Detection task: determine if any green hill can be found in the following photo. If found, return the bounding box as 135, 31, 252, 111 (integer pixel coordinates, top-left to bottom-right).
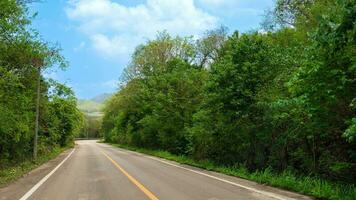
77, 100, 103, 113
77, 93, 112, 116
91, 93, 112, 103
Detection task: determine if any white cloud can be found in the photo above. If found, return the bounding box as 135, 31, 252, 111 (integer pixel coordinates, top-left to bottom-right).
66, 0, 218, 59
198, 0, 264, 17
73, 41, 86, 52
199, 0, 235, 6
89, 34, 137, 58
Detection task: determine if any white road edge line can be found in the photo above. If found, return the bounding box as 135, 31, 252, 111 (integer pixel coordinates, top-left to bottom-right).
135, 152, 295, 200
19, 149, 75, 200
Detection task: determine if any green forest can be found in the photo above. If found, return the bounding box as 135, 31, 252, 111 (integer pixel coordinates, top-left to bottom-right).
102, 0, 356, 199
0, 0, 83, 176
0, 0, 355, 199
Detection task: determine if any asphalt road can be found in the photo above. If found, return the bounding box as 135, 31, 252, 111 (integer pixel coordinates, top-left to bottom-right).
0, 140, 312, 200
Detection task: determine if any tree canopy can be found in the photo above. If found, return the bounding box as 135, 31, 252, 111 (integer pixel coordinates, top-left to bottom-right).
0, 0, 83, 164
102, 0, 356, 184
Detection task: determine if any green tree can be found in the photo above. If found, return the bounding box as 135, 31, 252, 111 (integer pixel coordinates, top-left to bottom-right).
0, 0, 82, 164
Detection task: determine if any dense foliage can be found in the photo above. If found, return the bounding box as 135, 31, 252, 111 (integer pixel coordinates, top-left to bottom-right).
0, 0, 83, 164
102, 0, 355, 186
78, 115, 102, 139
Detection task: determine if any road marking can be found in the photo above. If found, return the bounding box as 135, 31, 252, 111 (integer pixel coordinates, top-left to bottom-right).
118, 149, 296, 200
101, 151, 159, 200
19, 149, 75, 200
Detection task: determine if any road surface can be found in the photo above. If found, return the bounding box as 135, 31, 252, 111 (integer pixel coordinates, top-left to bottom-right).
0, 140, 311, 200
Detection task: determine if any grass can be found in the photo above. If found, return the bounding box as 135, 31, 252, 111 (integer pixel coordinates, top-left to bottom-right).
0, 147, 69, 188
109, 143, 356, 200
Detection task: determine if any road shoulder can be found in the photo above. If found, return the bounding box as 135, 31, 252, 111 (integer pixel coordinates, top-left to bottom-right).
104, 143, 313, 200
0, 148, 74, 200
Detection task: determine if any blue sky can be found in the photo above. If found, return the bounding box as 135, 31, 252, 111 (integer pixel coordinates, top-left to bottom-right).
30, 0, 274, 99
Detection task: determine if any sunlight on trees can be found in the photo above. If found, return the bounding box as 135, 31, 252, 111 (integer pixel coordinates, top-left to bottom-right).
102, 0, 356, 185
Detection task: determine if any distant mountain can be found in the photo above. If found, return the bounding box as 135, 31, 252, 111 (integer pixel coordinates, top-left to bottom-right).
77, 93, 112, 117
77, 99, 103, 114
91, 93, 112, 103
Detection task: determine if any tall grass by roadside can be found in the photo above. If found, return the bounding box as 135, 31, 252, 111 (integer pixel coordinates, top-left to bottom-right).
0, 147, 69, 187
109, 143, 356, 200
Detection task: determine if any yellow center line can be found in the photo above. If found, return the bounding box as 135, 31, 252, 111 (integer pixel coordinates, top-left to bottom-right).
101, 151, 160, 200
